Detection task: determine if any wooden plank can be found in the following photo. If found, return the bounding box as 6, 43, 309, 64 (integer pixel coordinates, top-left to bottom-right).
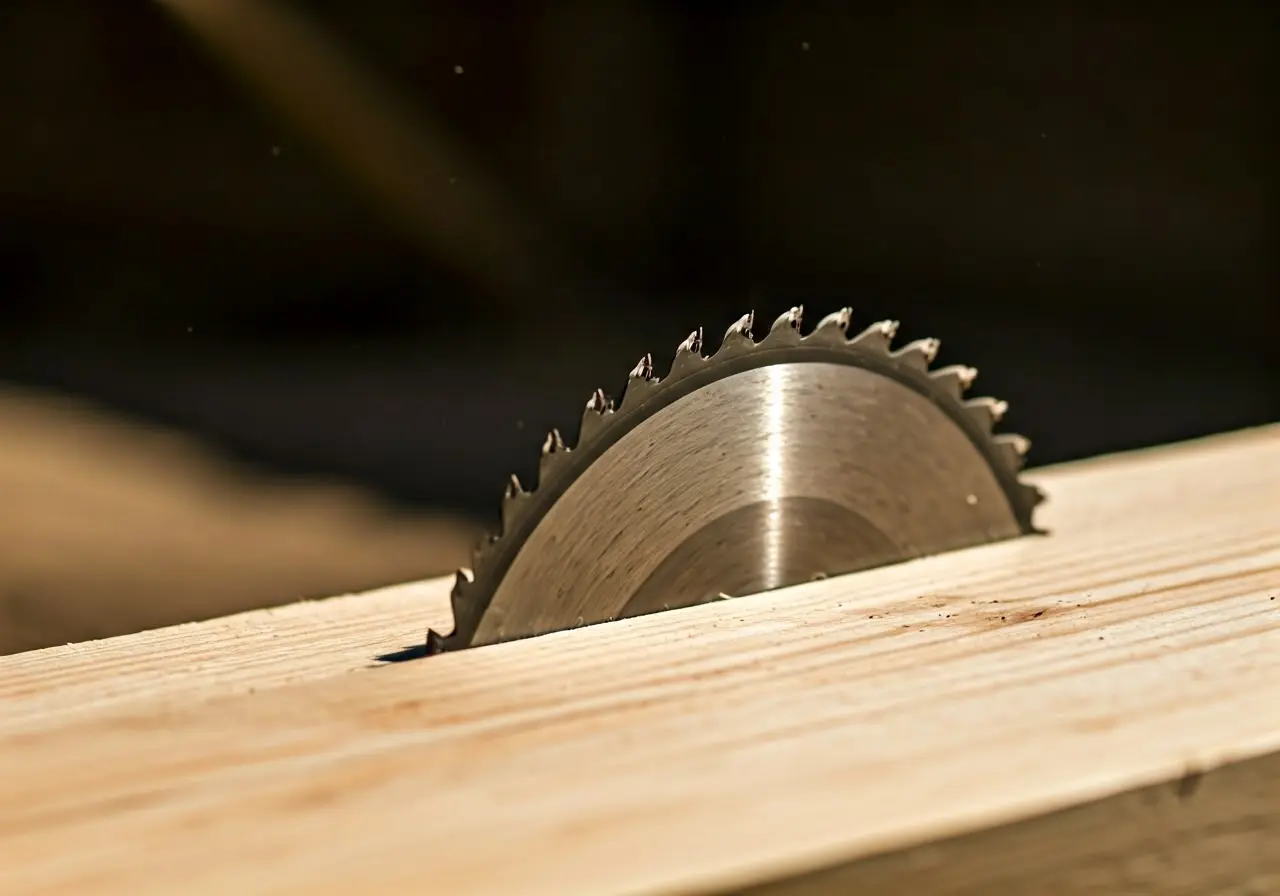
0, 578, 452, 730
1, 425, 1278, 894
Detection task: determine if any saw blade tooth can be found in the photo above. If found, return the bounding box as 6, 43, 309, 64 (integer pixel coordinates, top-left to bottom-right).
629, 352, 656, 381
471, 531, 498, 569
453, 566, 474, 607
1019, 481, 1048, 511
679, 327, 704, 355
929, 364, 979, 400
668, 327, 707, 380
805, 307, 852, 344
585, 387, 613, 414
500, 473, 532, 533
578, 387, 615, 446
538, 428, 568, 487
541, 427, 567, 456
849, 319, 900, 353
762, 305, 804, 346
425, 628, 446, 655
715, 311, 757, 357
504, 472, 524, 500
426, 566, 477, 654
962, 396, 1008, 433
439, 567, 476, 638
992, 433, 1031, 472
447, 567, 475, 610
619, 352, 660, 413
893, 337, 941, 371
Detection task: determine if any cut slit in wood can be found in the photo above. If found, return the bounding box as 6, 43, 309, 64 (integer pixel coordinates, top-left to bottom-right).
0, 424, 1277, 894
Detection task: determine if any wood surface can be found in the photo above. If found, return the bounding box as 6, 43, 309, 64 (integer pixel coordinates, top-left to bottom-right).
1, 424, 1278, 894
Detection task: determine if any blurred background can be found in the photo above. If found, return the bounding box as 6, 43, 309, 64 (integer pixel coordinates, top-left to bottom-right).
1, 1, 1275, 654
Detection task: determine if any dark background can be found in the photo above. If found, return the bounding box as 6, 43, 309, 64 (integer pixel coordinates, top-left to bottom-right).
2, 1, 1275, 525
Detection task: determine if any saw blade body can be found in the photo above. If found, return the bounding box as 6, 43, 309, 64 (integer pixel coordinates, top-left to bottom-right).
429, 308, 1042, 653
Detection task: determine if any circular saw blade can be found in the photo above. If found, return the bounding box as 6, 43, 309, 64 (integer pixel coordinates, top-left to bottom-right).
429, 307, 1043, 653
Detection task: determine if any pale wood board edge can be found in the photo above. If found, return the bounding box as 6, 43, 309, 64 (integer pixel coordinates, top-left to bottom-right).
722, 747, 1280, 895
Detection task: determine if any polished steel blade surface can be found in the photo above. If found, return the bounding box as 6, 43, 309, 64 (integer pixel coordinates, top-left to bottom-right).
428, 308, 1043, 653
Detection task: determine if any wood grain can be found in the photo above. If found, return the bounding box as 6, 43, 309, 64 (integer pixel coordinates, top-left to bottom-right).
1, 425, 1278, 894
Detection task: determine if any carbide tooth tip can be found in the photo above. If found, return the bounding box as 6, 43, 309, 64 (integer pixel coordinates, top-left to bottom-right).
990, 399, 1008, 421
849, 317, 901, 352
929, 364, 978, 396
542, 428, 566, 454
996, 433, 1031, 458
677, 327, 704, 355
454, 567, 475, 587
725, 311, 755, 340
586, 388, 612, 413
893, 336, 940, 370
630, 352, 655, 380
505, 473, 523, 497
